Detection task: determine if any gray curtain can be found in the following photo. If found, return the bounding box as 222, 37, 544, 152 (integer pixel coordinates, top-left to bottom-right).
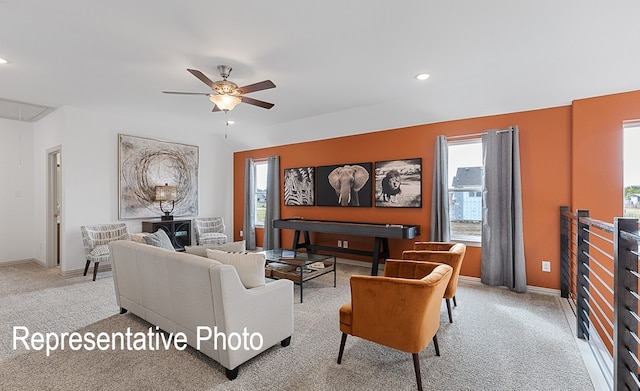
243, 158, 256, 250
481, 127, 527, 292
263, 155, 280, 250
430, 135, 450, 241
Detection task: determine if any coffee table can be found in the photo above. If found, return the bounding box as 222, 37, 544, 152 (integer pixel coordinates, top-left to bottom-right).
263, 249, 336, 303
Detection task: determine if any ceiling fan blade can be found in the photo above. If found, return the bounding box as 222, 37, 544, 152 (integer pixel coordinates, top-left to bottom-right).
162, 91, 211, 95
212, 105, 221, 112
241, 96, 275, 109
236, 80, 276, 95
187, 69, 216, 89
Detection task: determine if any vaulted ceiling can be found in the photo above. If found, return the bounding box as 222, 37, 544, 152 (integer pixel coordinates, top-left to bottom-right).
2, 1, 640, 150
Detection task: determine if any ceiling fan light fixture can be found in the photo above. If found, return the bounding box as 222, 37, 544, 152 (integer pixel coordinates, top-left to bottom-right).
209, 94, 241, 111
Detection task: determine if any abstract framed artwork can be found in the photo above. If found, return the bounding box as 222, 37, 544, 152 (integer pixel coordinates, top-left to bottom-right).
316, 162, 373, 207
118, 134, 199, 219
374, 158, 422, 208
283, 167, 315, 206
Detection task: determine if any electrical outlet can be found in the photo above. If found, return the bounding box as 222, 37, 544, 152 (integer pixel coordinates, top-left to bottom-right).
337, 240, 342, 248
343, 240, 348, 249
240, 230, 243, 237
542, 260, 551, 272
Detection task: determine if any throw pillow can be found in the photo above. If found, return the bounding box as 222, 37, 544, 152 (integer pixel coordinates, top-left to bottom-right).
206, 249, 265, 289
184, 240, 246, 257
143, 229, 175, 251
130, 233, 149, 243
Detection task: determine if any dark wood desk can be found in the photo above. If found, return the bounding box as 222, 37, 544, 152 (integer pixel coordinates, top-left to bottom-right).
272, 219, 420, 275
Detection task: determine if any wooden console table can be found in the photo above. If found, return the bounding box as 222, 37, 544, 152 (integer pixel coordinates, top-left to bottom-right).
272, 219, 420, 275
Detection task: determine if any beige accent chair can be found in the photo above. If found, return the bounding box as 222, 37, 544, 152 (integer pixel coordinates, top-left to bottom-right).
402, 242, 467, 323
338, 260, 452, 391
194, 217, 228, 245
80, 223, 130, 281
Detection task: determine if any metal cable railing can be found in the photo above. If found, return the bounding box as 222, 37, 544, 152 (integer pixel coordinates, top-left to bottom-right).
560, 206, 640, 390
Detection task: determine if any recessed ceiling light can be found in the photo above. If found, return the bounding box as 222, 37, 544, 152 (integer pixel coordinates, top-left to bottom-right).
415, 73, 430, 81
0, 58, 8, 64
226, 120, 235, 125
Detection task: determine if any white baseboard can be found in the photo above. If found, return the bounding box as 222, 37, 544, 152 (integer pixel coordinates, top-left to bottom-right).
0, 258, 38, 266
560, 299, 612, 391
458, 275, 560, 296
527, 285, 561, 296
336, 257, 384, 272
60, 268, 85, 277
335, 262, 562, 295
60, 263, 112, 277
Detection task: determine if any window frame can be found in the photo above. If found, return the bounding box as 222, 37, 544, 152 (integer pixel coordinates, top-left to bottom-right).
447, 139, 483, 244
253, 160, 268, 227
623, 122, 640, 218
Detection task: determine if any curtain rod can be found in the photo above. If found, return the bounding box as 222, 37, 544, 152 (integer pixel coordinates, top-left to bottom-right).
446, 128, 514, 141
446, 132, 484, 140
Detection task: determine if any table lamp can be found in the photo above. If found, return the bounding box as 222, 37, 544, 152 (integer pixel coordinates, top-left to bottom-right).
155, 183, 177, 221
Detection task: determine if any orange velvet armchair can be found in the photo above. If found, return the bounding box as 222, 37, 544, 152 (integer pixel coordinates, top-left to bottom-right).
337, 260, 452, 391
402, 242, 466, 323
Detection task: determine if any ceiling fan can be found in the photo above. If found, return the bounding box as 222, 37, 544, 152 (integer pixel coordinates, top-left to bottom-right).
163, 65, 276, 112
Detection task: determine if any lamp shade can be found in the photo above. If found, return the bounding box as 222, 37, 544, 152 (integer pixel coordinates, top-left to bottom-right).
210, 94, 241, 111
155, 183, 177, 201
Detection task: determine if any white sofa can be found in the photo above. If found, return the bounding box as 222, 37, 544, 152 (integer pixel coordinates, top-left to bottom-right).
109, 240, 294, 380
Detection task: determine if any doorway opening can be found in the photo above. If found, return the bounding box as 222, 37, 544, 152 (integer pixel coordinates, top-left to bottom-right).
47, 146, 62, 268
623, 122, 640, 218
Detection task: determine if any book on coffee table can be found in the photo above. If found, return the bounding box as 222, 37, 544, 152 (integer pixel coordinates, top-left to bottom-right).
281, 250, 295, 259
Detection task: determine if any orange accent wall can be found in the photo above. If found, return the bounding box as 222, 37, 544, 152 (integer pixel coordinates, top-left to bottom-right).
570, 90, 640, 354
234, 105, 572, 289
572, 90, 640, 221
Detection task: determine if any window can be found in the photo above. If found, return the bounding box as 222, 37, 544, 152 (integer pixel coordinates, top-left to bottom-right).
624, 122, 640, 218
448, 140, 482, 241
254, 161, 268, 226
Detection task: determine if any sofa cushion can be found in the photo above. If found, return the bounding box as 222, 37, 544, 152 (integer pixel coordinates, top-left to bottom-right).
143, 229, 175, 251
206, 249, 265, 289
185, 240, 246, 257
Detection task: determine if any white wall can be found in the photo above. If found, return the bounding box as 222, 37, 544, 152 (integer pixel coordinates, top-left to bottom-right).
33, 108, 65, 264
32, 106, 234, 273
0, 118, 35, 263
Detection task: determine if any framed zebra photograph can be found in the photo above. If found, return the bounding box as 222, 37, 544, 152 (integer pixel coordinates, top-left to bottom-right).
283, 167, 315, 206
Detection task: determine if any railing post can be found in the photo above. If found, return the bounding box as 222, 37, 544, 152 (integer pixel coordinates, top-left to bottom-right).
614, 217, 639, 391
576, 209, 590, 340
560, 206, 570, 298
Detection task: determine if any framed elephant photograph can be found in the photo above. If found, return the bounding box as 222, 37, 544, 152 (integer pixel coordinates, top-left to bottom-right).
374, 158, 422, 208
316, 162, 373, 207
283, 167, 315, 206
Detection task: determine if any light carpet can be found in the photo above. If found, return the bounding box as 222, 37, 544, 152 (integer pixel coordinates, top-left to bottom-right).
0, 262, 594, 390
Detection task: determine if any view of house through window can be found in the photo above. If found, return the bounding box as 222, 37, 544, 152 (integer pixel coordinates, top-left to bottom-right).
448, 140, 483, 241
255, 161, 268, 226
624, 123, 640, 218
